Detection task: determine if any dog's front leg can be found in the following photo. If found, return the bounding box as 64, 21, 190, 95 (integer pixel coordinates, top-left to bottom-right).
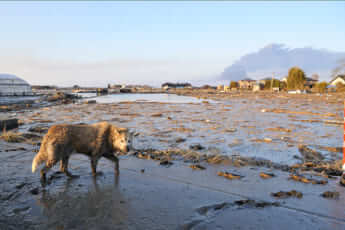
90, 156, 101, 177
60, 156, 79, 179
103, 154, 120, 175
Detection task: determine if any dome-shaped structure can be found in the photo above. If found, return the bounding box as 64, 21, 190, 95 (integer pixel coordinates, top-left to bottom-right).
0, 74, 33, 96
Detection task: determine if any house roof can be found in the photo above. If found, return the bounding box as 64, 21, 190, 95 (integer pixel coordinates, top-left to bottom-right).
239, 78, 255, 82
305, 77, 318, 82
330, 75, 345, 83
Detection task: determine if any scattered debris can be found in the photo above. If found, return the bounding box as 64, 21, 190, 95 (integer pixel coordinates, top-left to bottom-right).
159, 159, 173, 167
28, 125, 48, 134
224, 128, 237, 132
217, 171, 243, 180
84, 100, 96, 104
321, 191, 340, 199
260, 172, 275, 179
298, 145, 324, 162
234, 199, 280, 208
190, 144, 205, 150
175, 137, 186, 143
271, 190, 303, 199
189, 164, 206, 170
340, 174, 345, 187
151, 113, 163, 117
30, 187, 39, 195
266, 127, 291, 133
289, 174, 327, 185
0, 118, 19, 131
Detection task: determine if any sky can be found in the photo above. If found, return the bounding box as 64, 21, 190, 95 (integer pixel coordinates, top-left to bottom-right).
0, 1, 344, 87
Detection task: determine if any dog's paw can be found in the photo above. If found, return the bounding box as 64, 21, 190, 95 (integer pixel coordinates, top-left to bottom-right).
93, 171, 104, 177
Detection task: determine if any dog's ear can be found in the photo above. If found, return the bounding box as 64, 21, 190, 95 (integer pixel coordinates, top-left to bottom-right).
117, 128, 128, 134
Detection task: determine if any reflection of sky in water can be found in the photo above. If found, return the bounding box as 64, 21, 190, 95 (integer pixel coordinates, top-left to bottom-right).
0, 96, 40, 105
80, 93, 212, 104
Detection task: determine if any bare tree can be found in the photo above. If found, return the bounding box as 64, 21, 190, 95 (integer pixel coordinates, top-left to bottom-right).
331, 58, 345, 78
311, 73, 319, 81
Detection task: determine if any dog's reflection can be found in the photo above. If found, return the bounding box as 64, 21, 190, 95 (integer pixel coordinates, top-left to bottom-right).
36, 174, 129, 229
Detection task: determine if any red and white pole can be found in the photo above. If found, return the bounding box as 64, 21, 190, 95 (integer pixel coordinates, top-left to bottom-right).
343, 101, 345, 171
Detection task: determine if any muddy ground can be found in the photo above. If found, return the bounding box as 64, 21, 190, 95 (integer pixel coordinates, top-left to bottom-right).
1, 91, 345, 229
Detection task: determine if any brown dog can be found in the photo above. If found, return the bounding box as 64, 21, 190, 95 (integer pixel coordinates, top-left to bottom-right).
32, 122, 132, 185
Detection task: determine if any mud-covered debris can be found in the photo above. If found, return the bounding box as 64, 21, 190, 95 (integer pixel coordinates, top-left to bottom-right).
298, 145, 324, 162
190, 164, 206, 170
0, 131, 26, 143
271, 190, 303, 199
15, 182, 27, 190
340, 174, 345, 187
234, 199, 280, 208
175, 137, 186, 143
28, 126, 48, 134
84, 100, 96, 104
251, 138, 272, 143
159, 159, 173, 167
0, 118, 18, 131
266, 127, 291, 133
225, 128, 237, 132
151, 113, 163, 117
289, 174, 327, 185
13, 206, 30, 214
217, 171, 243, 180
260, 172, 275, 179
190, 144, 205, 150
321, 191, 340, 199
30, 187, 39, 195
196, 202, 229, 215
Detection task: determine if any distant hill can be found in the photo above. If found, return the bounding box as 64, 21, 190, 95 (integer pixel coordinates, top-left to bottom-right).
220, 44, 345, 81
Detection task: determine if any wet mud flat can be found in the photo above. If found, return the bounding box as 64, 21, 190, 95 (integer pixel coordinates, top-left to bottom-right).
1, 93, 345, 229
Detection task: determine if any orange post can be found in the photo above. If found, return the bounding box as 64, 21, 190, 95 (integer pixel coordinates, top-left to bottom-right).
343, 101, 345, 171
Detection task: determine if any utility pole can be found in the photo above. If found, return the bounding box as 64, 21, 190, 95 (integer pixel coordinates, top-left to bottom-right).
271, 72, 274, 91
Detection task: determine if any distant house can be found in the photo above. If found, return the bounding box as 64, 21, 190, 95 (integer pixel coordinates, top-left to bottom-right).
329, 75, 345, 86
304, 77, 318, 89
161, 82, 192, 89
252, 82, 264, 92
238, 78, 256, 89
281, 76, 317, 89
217, 85, 224, 91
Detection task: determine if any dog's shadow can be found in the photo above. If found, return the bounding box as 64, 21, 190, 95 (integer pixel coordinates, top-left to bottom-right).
35, 174, 129, 229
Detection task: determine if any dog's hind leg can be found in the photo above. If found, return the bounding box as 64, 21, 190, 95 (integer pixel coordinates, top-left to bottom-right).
60, 156, 79, 179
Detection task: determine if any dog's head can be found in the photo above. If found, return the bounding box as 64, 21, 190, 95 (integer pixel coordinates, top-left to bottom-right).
111, 127, 133, 153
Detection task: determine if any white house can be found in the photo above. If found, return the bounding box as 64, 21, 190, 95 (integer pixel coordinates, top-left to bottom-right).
329, 75, 345, 86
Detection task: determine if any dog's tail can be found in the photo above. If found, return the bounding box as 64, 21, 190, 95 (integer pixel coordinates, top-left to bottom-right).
32, 150, 46, 173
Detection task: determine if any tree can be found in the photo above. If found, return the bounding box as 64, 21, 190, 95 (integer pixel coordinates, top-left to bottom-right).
315, 81, 328, 93
331, 58, 345, 78
229, 81, 239, 89
287, 67, 306, 90
311, 73, 319, 81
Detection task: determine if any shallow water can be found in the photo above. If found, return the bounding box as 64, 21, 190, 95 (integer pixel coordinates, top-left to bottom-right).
14, 95, 343, 165
0, 96, 40, 105
79, 93, 212, 104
